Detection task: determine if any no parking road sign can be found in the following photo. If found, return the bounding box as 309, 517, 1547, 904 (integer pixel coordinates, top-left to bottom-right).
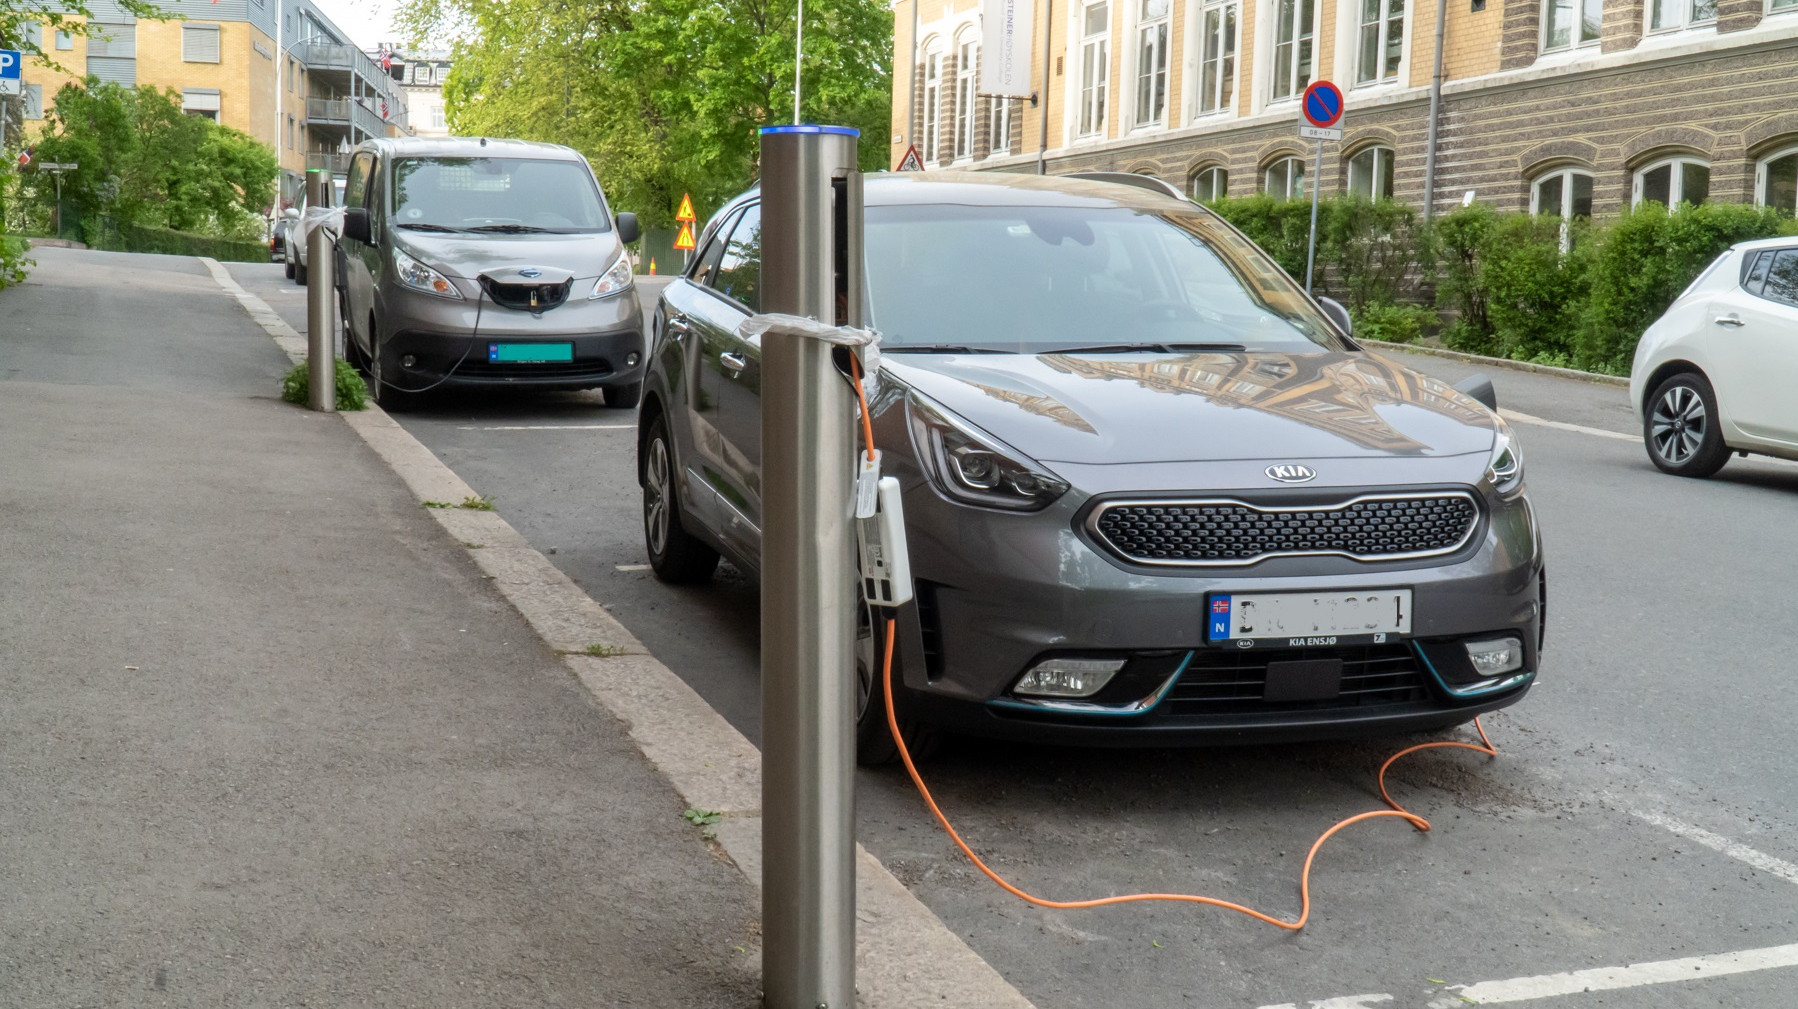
0, 49, 22, 96
1301, 80, 1344, 129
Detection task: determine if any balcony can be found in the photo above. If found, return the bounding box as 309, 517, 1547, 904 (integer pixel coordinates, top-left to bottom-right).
305, 152, 351, 174
290, 39, 358, 71
305, 97, 351, 123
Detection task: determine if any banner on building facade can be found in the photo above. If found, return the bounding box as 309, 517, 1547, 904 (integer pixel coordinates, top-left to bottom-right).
978, 0, 1035, 99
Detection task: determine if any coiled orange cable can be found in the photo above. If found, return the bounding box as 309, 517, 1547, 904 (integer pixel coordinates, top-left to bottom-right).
847, 350, 1500, 930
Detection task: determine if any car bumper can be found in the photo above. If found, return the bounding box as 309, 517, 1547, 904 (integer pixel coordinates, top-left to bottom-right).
380, 287, 645, 391
888, 473, 1544, 745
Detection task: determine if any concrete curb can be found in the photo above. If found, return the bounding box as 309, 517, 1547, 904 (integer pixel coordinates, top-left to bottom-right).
1362, 338, 1631, 387
200, 258, 1038, 1009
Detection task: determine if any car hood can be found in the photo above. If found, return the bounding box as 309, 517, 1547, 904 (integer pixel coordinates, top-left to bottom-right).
395, 230, 621, 281
885, 350, 1499, 465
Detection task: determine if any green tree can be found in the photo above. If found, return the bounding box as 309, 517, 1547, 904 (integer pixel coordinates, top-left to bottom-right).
396, 0, 892, 230
29, 79, 276, 239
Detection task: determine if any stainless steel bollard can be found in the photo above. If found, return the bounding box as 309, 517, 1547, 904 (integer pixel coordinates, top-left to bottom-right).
305, 170, 336, 413
757, 125, 862, 1009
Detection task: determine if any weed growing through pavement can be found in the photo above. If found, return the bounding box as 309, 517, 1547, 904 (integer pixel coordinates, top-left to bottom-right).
459, 495, 495, 510
422, 501, 452, 509
683, 807, 722, 840
280, 359, 369, 410
584, 643, 626, 657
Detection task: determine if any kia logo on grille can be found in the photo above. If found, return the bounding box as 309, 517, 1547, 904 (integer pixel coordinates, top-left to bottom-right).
1265, 464, 1317, 483
518, 268, 542, 278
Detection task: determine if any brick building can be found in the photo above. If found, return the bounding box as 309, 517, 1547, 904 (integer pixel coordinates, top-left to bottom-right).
890, 0, 1798, 217
9, 0, 408, 206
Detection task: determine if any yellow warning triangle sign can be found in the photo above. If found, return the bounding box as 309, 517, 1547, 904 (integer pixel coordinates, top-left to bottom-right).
673, 220, 696, 250
676, 193, 696, 222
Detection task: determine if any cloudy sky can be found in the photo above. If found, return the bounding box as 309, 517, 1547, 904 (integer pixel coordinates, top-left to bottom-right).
307, 0, 398, 50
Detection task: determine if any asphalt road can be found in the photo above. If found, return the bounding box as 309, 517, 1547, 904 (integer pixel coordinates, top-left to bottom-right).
233, 259, 1798, 1008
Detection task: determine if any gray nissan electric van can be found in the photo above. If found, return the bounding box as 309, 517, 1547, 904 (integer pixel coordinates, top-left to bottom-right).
336, 137, 644, 411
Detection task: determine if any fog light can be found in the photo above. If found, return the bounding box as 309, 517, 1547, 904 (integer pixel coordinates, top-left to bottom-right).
1014, 658, 1126, 698
1464, 637, 1523, 677
626, 351, 640, 367
401, 354, 417, 369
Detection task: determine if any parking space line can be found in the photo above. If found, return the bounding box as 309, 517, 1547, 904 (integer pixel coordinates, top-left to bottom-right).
1498, 408, 1637, 443
1455, 941, 1798, 1003
1628, 808, 1798, 887
455, 424, 636, 431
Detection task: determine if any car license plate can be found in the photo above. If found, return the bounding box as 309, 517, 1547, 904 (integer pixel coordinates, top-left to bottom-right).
488, 342, 574, 363
1206, 590, 1412, 649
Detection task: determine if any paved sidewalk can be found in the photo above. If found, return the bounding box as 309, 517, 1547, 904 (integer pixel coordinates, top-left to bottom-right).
0, 249, 762, 1007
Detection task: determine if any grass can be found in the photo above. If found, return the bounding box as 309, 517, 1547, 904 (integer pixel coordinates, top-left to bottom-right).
423, 495, 495, 511
279, 359, 369, 411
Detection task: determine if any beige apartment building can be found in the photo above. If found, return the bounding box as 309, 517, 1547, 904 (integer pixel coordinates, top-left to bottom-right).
12, 0, 407, 206
890, 0, 1798, 217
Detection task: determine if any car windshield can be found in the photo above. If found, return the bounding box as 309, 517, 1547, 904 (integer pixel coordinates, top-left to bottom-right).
862, 204, 1344, 353
389, 157, 610, 233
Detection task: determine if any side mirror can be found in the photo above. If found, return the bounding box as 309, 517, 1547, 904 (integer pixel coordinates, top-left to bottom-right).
283, 207, 300, 220
342, 206, 373, 245
1317, 295, 1353, 336
615, 211, 640, 245
1453, 373, 1499, 412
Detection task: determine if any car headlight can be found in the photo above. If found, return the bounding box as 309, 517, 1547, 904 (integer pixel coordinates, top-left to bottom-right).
906, 391, 1069, 511
1486, 419, 1523, 493
588, 251, 634, 300
394, 248, 462, 299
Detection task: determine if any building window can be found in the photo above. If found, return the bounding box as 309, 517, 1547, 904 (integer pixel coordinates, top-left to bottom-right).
923, 51, 944, 162
1542, 0, 1601, 50
1135, 0, 1170, 127
1532, 168, 1593, 218
182, 24, 222, 63
1191, 165, 1229, 201
1196, 0, 1238, 115
1774, 0, 1798, 12
1348, 145, 1395, 198
23, 83, 44, 119
1650, 0, 1718, 30
1265, 156, 1308, 200
55, 29, 74, 49
1357, 0, 1404, 85
1270, 0, 1317, 101
182, 89, 222, 119
954, 38, 978, 158
1078, 0, 1111, 136
1758, 147, 1798, 214
990, 97, 1013, 155
1635, 157, 1710, 207
431, 104, 447, 129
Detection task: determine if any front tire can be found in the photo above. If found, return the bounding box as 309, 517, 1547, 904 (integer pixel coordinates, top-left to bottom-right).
1645, 372, 1728, 478
856, 601, 937, 767
602, 380, 643, 409
283, 251, 295, 280
293, 258, 308, 286
369, 320, 422, 413
641, 413, 719, 584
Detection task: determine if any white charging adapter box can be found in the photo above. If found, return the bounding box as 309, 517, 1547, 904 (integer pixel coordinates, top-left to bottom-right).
856, 476, 913, 609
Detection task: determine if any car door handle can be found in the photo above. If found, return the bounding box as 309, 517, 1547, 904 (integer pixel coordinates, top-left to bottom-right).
720, 352, 748, 375
665, 316, 691, 337
1713, 314, 1745, 328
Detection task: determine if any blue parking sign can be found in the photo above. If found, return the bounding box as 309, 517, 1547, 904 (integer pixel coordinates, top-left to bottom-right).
0, 49, 21, 79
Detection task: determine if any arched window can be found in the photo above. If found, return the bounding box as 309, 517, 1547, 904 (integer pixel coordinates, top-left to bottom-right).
1756, 146, 1798, 215
1264, 156, 1307, 200
923, 49, 944, 163
1532, 168, 1593, 219
1347, 146, 1395, 199
1634, 157, 1709, 208
1191, 165, 1229, 201
954, 36, 979, 159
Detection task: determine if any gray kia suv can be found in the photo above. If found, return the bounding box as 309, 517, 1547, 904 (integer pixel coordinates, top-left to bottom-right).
337, 137, 644, 411
639, 171, 1544, 762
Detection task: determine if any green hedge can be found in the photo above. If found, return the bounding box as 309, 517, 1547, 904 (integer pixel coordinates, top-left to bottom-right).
0, 234, 32, 289
83, 217, 270, 263
1207, 195, 1798, 375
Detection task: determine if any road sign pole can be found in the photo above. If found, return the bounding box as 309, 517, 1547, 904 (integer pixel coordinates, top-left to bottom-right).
305, 170, 336, 413
1305, 137, 1323, 294
758, 124, 861, 1009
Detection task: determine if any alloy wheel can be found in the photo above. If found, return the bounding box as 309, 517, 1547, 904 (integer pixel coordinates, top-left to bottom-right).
1650, 384, 1706, 465
644, 436, 671, 556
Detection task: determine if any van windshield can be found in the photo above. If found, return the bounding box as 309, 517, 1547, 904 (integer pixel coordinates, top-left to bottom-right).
389, 157, 611, 234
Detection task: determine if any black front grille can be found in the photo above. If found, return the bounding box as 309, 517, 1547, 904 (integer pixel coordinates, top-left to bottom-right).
479, 276, 574, 312
1091, 493, 1479, 566
1165, 643, 1429, 716
452, 358, 614, 381
914, 581, 945, 680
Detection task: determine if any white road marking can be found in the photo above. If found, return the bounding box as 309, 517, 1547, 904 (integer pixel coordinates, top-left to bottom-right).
1499, 408, 1637, 443
456, 424, 636, 431
1454, 942, 1798, 1002
615, 564, 651, 572
1258, 995, 1392, 1009
1628, 808, 1798, 887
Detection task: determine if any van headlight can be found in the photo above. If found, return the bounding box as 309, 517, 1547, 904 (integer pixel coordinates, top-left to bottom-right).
394, 248, 462, 299
1485, 419, 1523, 493
588, 252, 634, 300
907, 391, 1068, 511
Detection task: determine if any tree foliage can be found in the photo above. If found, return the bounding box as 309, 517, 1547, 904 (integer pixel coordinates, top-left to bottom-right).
395, 0, 892, 230
27, 79, 277, 238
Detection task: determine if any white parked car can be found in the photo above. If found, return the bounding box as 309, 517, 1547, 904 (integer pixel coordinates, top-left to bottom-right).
1630, 237, 1798, 477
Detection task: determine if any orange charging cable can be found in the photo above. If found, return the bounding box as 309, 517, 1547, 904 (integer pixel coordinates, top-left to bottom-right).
845, 351, 1500, 930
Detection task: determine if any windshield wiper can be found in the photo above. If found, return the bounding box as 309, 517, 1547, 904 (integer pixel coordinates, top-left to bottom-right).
884, 344, 1014, 355
1047, 342, 1247, 354
466, 224, 552, 233
397, 222, 463, 233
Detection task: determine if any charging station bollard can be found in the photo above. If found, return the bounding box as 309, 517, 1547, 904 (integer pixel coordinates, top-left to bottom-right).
757, 124, 863, 1009
305, 170, 336, 413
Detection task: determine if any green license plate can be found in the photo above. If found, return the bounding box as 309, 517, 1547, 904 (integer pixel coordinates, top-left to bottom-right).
488, 342, 574, 363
